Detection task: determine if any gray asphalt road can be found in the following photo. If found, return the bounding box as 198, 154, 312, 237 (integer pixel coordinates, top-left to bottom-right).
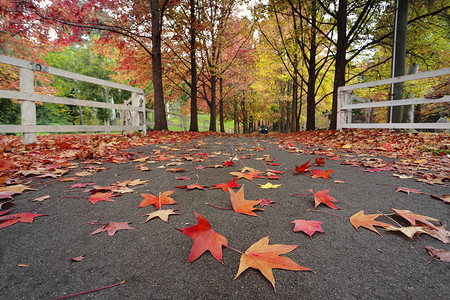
0, 134, 448, 299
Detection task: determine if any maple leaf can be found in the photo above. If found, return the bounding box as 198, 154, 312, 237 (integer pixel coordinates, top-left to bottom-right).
228, 186, 262, 217
423, 224, 450, 244
176, 184, 205, 190
211, 177, 240, 192
234, 236, 311, 291
258, 182, 281, 189
0, 184, 34, 194
293, 160, 312, 174
69, 182, 95, 189
222, 161, 234, 167
314, 157, 325, 166
384, 226, 427, 239
392, 208, 439, 229
0, 212, 47, 229
291, 220, 325, 238
430, 194, 450, 204
141, 209, 179, 223
175, 176, 191, 180
0, 159, 15, 171
425, 246, 450, 262
307, 189, 340, 210
0, 191, 15, 200
349, 211, 391, 236
138, 191, 176, 209
125, 179, 149, 186
229, 171, 264, 181
258, 198, 275, 207
177, 211, 228, 263
395, 187, 423, 195
88, 192, 117, 205
310, 169, 334, 180
90, 222, 134, 236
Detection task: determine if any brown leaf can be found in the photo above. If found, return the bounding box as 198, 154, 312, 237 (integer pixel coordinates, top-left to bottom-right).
350, 211, 391, 236
90, 222, 134, 236
425, 246, 450, 262
141, 209, 179, 223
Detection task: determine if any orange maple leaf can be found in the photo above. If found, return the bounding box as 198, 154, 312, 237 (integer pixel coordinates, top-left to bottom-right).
229, 171, 264, 181
228, 185, 262, 216
177, 211, 228, 263
294, 160, 312, 174
392, 208, 439, 229
310, 169, 334, 180
350, 210, 391, 236
88, 192, 117, 205
308, 189, 340, 210
234, 236, 312, 291
138, 191, 176, 209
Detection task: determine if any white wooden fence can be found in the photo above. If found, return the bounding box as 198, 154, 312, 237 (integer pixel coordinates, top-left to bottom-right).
0, 55, 232, 144
337, 68, 450, 131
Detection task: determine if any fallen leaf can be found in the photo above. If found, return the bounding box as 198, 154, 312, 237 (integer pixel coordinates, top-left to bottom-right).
17, 264, 30, 267
177, 211, 228, 263
384, 225, 427, 239
314, 158, 325, 166
175, 176, 191, 180
291, 220, 325, 238
425, 246, 450, 262
307, 189, 340, 210
258, 198, 275, 207
176, 184, 205, 190
430, 194, 450, 204
211, 177, 240, 192
293, 160, 312, 174
126, 179, 149, 186
0, 184, 34, 194
33, 195, 51, 202
228, 186, 262, 216
234, 236, 311, 291
258, 182, 281, 189
395, 187, 423, 195
166, 168, 185, 172
392, 208, 439, 230
310, 169, 334, 180
68, 182, 95, 189
0, 191, 15, 200
90, 222, 134, 236
229, 171, 264, 181
138, 191, 176, 209
423, 224, 450, 244
0, 159, 15, 171
349, 211, 391, 236
88, 192, 117, 205
141, 209, 179, 223
71, 255, 85, 262
393, 173, 413, 179
0, 212, 48, 229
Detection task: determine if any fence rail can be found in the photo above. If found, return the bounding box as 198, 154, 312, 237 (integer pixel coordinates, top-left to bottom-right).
337, 68, 450, 131
0, 55, 232, 143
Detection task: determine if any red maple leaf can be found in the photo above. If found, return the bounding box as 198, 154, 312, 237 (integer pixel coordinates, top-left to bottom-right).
88, 192, 117, 205
310, 169, 335, 180
294, 160, 312, 175
314, 157, 325, 166
211, 177, 240, 192
258, 198, 275, 207
222, 161, 234, 167
176, 184, 205, 190
177, 211, 228, 263
0, 212, 47, 229
307, 189, 340, 210
291, 220, 325, 238
90, 222, 134, 236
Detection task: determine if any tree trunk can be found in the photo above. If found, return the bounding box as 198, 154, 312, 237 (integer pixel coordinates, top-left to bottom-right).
189, 0, 198, 131
306, 1, 318, 130
291, 54, 298, 132
390, 0, 410, 123
219, 77, 224, 132
151, 0, 168, 130
233, 95, 238, 133
330, 0, 347, 130
209, 75, 217, 131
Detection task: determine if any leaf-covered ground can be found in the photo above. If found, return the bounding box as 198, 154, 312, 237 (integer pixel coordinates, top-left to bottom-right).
0, 130, 448, 299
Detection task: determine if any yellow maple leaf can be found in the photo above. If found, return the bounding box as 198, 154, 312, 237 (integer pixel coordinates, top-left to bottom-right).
258, 182, 281, 189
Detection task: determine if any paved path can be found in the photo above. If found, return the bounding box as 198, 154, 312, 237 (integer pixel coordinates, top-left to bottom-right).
0, 134, 448, 299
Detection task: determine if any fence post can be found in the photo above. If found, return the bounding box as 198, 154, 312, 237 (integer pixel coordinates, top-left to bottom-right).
131, 91, 146, 133
337, 87, 351, 131
20, 67, 37, 144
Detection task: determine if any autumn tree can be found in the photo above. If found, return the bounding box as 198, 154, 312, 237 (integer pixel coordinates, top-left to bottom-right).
3, 0, 173, 130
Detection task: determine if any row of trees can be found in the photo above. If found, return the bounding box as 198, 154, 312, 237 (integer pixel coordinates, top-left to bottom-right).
1, 0, 449, 132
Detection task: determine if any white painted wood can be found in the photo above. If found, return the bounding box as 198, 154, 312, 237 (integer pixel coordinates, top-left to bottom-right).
342, 96, 450, 110
0, 125, 143, 133
19, 67, 37, 144
0, 55, 143, 93
340, 68, 450, 91
341, 123, 450, 130
0, 90, 143, 111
